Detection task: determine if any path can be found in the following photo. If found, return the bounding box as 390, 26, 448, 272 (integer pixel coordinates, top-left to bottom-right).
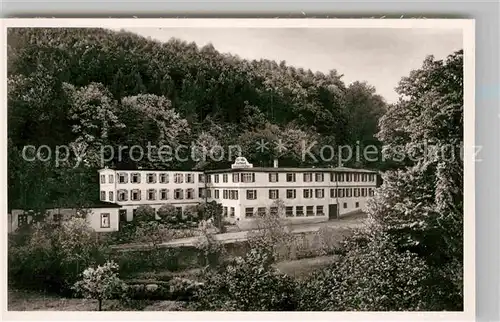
114, 215, 367, 251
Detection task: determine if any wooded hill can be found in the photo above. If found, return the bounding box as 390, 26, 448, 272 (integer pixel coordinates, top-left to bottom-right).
7, 28, 386, 210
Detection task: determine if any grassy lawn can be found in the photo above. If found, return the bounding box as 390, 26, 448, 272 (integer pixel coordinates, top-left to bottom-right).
8, 289, 183, 311
275, 255, 338, 279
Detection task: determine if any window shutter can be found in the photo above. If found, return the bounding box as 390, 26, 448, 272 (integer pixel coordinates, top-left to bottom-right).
252, 173, 255, 182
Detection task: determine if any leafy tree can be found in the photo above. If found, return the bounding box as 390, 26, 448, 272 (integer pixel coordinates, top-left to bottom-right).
73, 261, 127, 311
247, 199, 295, 262
133, 205, 156, 222
157, 204, 178, 224
362, 50, 464, 310
8, 217, 108, 294
194, 248, 297, 311
298, 233, 430, 311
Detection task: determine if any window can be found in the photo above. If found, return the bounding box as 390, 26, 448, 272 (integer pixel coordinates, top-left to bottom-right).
100, 213, 110, 228
306, 206, 314, 216
147, 173, 156, 184
315, 189, 324, 198
160, 189, 168, 200
131, 173, 141, 183
245, 207, 254, 218
118, 189, 128, 201
100, 175, 106, 184
186, 173, 194, 183
354, 188, 360, 197
330, 173, 337, 182
100, 191, 106, 201
223, 207, 228, 217
286, 173, 296, 182
285, 206, 294, 217
362, 174, 367, 182
246, 190, 257, 200
159, 173, 169, 183
118, 173, 128, 184
176, 207, 183, 215
346, 188, 352, 198
108, 174, 114, 183
303, 189, 313, 199
257, 207, 266, 216
229, 190, 239, 200
206, 175, 212, 183
53, 213, 62, 223
269, 173, 279, 182
174, 188, 183, 200
207, 189, 212, 198
338, 173, 344, 182
214, 174, 220, 183
296, 206, 304, 217
286, 189, 296, 199
338, 188, 345, 198
303, 173, 313, 182
109, 191, 114, 201
198, 174, 205, 183
230, 207, 235, 217
174, 173, 183, 183
131, 189, 141, 201
354, 173, 359, 182
119, 209, 127, 222
269, 189, 279, 199
223, 190, 228, 199
315, 173, 324, 182
241, 173, 255, 183
186, 188, 194, 199
369, 188, 374, 197
147, 189, 156, 201
343, 202, 348, 209
199, 188, 206, 198
355, 202, 360, 208
316, 206, 324, 216
270, 207, 278, 216
330, 188, 337, 198
232, 173, 240, 183
346, 173, 352, 182
223, 174, 228, 183
18, 214, 28, 227
215, 189, 220, 199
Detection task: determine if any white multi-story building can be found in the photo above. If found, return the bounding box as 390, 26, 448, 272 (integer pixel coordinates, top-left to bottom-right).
98, 168, 205, 222
99, 157, 378, 229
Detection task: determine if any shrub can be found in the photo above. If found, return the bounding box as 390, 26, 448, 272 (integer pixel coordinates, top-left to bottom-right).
247, 200, 295, 262
194, 248, 298, 311
8, 218, 109, 295
297, 233, 431, 311
157, 204, 178, 223
73, 261, 127, 311
134, 205, 156, 222
168, 277, 203, 301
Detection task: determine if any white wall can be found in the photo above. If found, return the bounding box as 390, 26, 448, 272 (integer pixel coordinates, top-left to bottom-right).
98, 169, 206, 221
206, 170, 377, 228
8, 207, 120, 233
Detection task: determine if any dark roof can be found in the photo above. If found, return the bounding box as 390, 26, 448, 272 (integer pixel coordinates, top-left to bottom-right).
99, 166, 378, 174
88, 201, 123, 208
205, 166, 378, 174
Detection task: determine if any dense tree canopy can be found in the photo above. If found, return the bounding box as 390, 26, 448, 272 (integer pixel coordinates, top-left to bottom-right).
7, 27, 387, 210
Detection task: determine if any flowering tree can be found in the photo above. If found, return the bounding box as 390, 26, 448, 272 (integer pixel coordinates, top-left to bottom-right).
247, 199, 295, 262
73, 261, 127, 311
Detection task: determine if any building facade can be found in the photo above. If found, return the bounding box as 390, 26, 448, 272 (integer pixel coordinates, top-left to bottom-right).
99, 157, 378, 229
8, 202, 121, 233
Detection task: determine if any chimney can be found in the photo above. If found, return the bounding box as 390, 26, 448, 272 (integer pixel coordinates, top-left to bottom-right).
273, 159, 279, 168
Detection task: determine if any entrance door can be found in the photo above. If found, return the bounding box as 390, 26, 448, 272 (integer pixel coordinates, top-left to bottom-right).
328, 204, 338, 220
